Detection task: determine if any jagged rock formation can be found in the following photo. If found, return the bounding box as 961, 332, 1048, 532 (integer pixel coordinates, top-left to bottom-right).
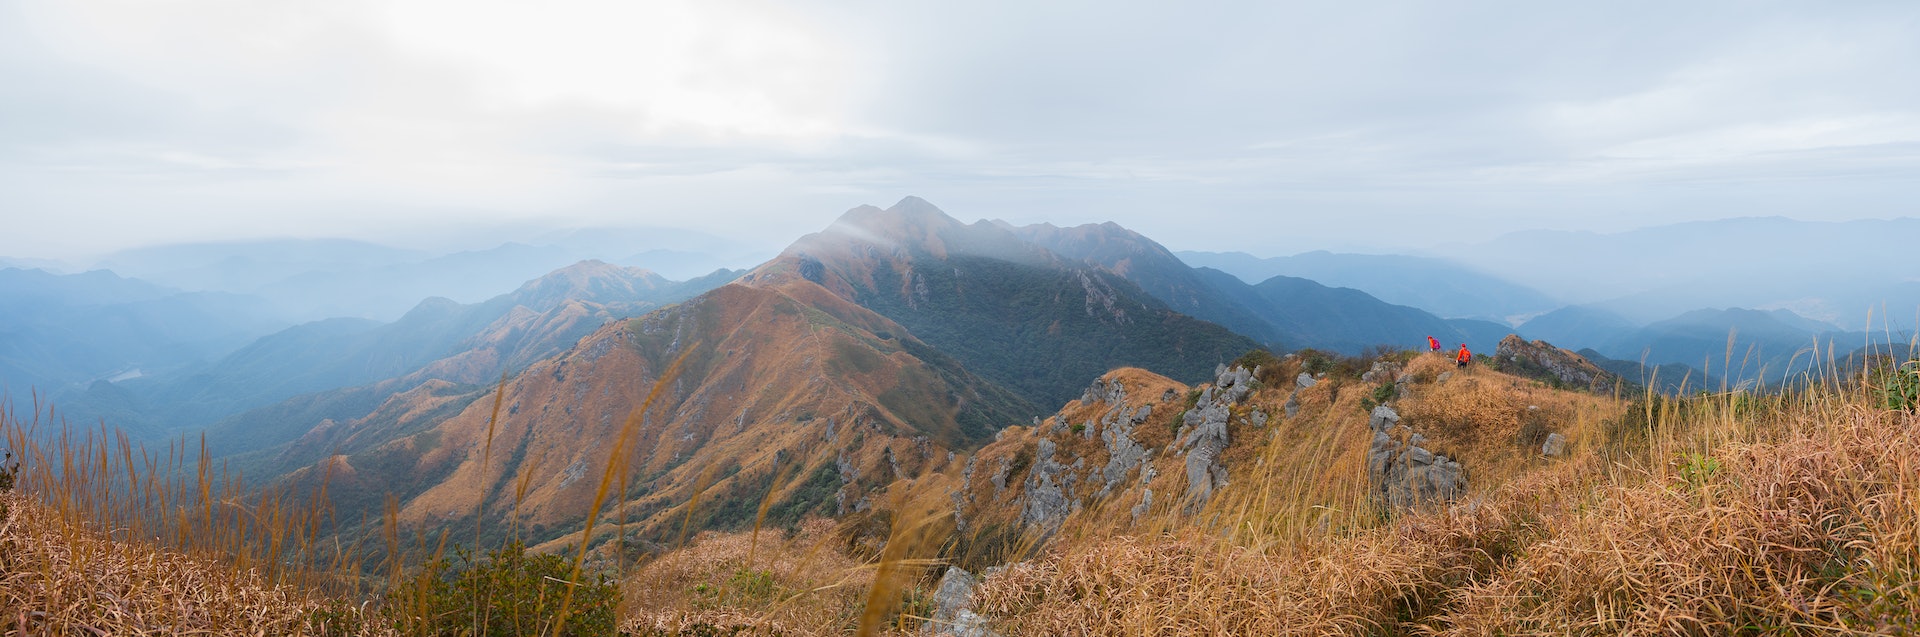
1018, 438, 1074, 532
1365, 406, 1466, 511
1178, 365, 1256, 507
1493, 335, 1622, 393
952, 368, 1188, 537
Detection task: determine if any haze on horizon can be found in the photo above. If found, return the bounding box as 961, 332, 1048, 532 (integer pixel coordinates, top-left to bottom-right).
2, 0, 1917, 261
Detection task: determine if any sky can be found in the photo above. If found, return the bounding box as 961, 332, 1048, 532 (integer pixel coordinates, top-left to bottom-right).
2, 0, 1917, 262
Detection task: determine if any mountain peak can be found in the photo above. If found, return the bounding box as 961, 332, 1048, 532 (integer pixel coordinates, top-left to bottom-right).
507, 259, 667, 309
886, 195, 945, 216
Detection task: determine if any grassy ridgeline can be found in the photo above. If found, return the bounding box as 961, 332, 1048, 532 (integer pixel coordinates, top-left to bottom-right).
2, 348, 1917, 635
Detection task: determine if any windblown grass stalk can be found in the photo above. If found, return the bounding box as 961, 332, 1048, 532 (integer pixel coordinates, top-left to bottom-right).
0, 397, 384, 634
553, 345, 696, 635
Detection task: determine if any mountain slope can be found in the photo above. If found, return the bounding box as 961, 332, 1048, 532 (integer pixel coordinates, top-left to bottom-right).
270, 277, 1033, 549
759, 197, 1259, 408
1007, 222, 1282, 345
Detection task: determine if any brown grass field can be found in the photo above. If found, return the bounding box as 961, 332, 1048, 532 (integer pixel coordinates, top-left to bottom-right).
2, 345, 1917, 635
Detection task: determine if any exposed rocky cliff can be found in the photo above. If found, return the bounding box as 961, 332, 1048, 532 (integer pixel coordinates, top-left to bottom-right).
1492, 334, 1623, 394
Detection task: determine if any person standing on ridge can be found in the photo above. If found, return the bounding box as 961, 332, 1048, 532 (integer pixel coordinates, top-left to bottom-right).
1427, 335, 1441, 353
1456, 343, 1472, 370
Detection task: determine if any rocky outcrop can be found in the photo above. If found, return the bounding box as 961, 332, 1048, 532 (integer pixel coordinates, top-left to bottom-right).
1097, 405, 1150, 498
924, 567, 1000, 637
1360, 361, 1400, 384
1365, 406, 1466, 511
1018, 438, 1073, 532
1493, 335, 1621, 394
1178, 365, 1256, 508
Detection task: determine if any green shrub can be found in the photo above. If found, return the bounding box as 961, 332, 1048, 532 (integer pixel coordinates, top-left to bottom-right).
0, 449, 16, 493
1359, 381, 1397, 413
1877, 359, 1919, 413
388, 541, 621, 636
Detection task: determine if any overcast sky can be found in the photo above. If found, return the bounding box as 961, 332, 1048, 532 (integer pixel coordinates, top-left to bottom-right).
3, 0, 1917, 261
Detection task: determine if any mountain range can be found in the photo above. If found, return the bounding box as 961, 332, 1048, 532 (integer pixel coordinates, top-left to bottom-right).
6, 197, 1918, 556
222, 197, 1517, 548
0, 268, 285, 402
1450, 217, 1920, 328
1176, 249, 1561, 323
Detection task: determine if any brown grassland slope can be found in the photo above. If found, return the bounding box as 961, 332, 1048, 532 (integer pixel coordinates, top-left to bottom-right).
3, 340, 1916, 636
617, 348, 1920, 636
273, 276, 1031, 554
0, 492, 382, 636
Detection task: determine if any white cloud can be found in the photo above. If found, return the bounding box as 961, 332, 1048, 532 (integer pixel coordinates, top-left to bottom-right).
1, 0, 1917, 260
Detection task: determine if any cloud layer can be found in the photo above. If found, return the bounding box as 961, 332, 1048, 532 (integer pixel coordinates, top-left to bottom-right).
3, 0, 1916, 259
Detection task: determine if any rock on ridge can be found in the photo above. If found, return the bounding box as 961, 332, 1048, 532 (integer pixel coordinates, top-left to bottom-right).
1018, 438, 1073, 532
1493, 335, 1621, 393
1178, 365, 1256, 508
923, 567, 1001, 637
1364, 405, 1466, 511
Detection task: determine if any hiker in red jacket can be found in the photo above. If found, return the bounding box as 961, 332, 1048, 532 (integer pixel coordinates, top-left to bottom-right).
1456, 343, 1472, 369
1427, 335, 1441, 353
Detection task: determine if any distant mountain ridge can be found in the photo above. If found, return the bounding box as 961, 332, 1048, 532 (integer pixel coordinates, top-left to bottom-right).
0, 268, 286, 412
1005, 220, 1509, 354
1518, 305, 1867, 386
1452, 216, 1920, 327
1176, 250, 1559, 323
55, 261, 731, 446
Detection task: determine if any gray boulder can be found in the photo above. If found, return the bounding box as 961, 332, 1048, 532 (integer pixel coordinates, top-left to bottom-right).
1541, 432, 1567, 457
924, 567, 1001, 637
1364, 406, 1467, 512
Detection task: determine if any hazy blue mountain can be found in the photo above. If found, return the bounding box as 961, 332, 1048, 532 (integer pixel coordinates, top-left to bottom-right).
0, 256, 71, 271
59, 261, 731, 441
250, 242, 583, 320
1190, 268, 1504, 355
1176, 250, 1558, 322
0, 268, 286, 408
89, 235, 761, 322
614, 248, 758, 281
1452, 217, 1920, 327
1593, 308, 1863, 385
1578, 349, 1720, 395
1516, 305, 1641, 352
1004, 221, 1508, 355
95, 239, 428, 292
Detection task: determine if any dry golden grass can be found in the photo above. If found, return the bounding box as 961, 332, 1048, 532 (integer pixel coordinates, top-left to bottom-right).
965, 371, 1920, 636
1435, 400, 1920, 635
621, 518, 873, 635
0, 492, 384, 636
619, 474, 960, 637
6, 338, 1916, 637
